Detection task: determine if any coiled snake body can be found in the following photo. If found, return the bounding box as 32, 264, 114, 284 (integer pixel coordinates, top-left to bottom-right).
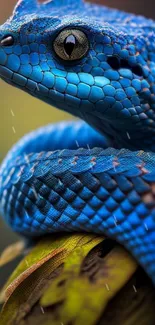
0, 0, 155, 284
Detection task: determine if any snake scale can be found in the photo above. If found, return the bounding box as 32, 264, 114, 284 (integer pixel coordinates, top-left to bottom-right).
0, 0, 155, 284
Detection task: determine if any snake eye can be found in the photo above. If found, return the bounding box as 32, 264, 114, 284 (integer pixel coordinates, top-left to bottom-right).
0, 35, 14, 46
53, 29, 89, 61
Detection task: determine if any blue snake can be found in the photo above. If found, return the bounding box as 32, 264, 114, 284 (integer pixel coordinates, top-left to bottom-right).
0, 0, 155, 284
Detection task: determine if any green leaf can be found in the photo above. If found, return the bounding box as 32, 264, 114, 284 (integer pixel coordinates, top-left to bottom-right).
41, 246, 136, 325
0, 234, 154, 325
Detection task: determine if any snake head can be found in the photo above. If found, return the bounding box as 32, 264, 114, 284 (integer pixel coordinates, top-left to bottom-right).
0, 0, 155, 150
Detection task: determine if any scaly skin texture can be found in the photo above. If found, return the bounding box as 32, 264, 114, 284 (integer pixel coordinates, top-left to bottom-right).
0, 0, 155, 283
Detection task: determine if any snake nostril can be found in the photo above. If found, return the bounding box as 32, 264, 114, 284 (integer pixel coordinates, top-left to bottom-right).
0, 35, 14, 47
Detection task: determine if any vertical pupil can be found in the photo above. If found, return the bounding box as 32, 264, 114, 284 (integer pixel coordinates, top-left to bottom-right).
64, 34, 76, 57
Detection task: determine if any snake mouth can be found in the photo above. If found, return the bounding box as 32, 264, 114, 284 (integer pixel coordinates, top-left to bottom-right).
0, 65, 29, 90
0, 65, 14, 82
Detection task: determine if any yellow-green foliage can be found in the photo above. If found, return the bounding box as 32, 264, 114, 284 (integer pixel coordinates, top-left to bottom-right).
0, 234, 155, 325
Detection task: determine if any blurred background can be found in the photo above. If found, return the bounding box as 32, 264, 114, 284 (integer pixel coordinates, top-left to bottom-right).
0, 0, 154, 287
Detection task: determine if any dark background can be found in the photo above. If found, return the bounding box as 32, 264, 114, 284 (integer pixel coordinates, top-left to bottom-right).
1, 1, 155, 21
0, 0, 154, 288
